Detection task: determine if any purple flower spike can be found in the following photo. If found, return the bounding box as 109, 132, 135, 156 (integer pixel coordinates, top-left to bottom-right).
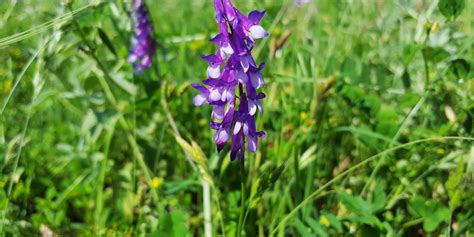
129, 0, 156, 73
193, 0, 268, 161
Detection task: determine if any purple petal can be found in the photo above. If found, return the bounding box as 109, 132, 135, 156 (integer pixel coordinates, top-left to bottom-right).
223, 0, 237, 22
203, 79, 221, 87
236, 69, 248, 84
210, 33, 226, 45
241, 56, 250, 72
201, 54, 222, 65
214, 128, 230, 145
248, 10, 266, 24
256, 93, 266, 100
250, 72, 263, 89
248, 136, 258, 152
192, 84, 208, 94
212, 105, 225, 120
256, 100, 264, 114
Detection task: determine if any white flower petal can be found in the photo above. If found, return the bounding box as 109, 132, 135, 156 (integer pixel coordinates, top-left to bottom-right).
219, 48, 227, 59
209, 89, 222, 101
221, 89, 228, 102
249, 25, 268, 39
257, 100, 264, 114
248, 100, 257, 116
243, 122, 249, 136
241, 56, 250, 72
225, 88, 234, 101
128, 54, 138, 63
207, 66, 221, 79
215, 129, 229, 143
233, 121, 242, 135
222, 43, 234, 55
193, 94, 207, 106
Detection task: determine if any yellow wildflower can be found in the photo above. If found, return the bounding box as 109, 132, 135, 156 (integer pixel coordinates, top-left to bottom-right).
150, 177, 163, 189
436, 149, 445, 155
320, 215, 330, 227
300, 112, 308, 120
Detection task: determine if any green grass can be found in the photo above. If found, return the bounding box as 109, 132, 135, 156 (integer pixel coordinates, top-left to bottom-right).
1, 0, 473, 236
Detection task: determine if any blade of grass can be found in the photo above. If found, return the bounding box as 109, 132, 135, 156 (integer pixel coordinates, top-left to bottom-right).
0, 2, 103, 48
95, 119, 117, 234
254, 0, 291, 58
1, 40, 48, 116
0, 0, 17, 26
360, 95, 426, 195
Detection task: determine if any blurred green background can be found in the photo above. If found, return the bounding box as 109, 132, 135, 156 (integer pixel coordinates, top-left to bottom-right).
1, 0, 473, 236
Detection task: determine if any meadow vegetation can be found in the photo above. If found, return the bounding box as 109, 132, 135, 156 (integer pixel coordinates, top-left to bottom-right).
0, 0, 473, 236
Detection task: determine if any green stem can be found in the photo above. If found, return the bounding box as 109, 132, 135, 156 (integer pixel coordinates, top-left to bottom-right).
402, 218, 424, 228
422, 51, 430, 91
237, 159, 246, 237
361, 96, 425, 195
447, 212, 452, 237
422, 28, 431, 92
95, 123, 116, 233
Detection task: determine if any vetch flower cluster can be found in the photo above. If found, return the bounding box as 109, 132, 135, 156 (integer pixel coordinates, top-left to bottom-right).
193, 0, 268, 161
128, 0, 155, 73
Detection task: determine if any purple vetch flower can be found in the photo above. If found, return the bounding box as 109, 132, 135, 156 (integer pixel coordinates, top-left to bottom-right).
193, 0, 268, 161
295, 0, 310, 7
128, 0, 155, 73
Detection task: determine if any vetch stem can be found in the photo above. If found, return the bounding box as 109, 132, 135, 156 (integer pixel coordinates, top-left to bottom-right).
203, 179, 212, 237
237, 158, 246, 237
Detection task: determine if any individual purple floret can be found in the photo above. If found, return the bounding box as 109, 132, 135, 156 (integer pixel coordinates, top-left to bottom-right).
128, 0, 155, 73
193, 0, 268, 161
295, 0, 310, 7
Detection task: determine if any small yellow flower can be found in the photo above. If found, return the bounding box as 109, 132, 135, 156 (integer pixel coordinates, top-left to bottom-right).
308, 119, 316, 126
150, 177, 163, 189
189, 40, 206, 51
2, 79, 12, 95
300, 112, 308, 120
436, 148, 445, 155
320, 215, 330, 227
431, 22, 441, 33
